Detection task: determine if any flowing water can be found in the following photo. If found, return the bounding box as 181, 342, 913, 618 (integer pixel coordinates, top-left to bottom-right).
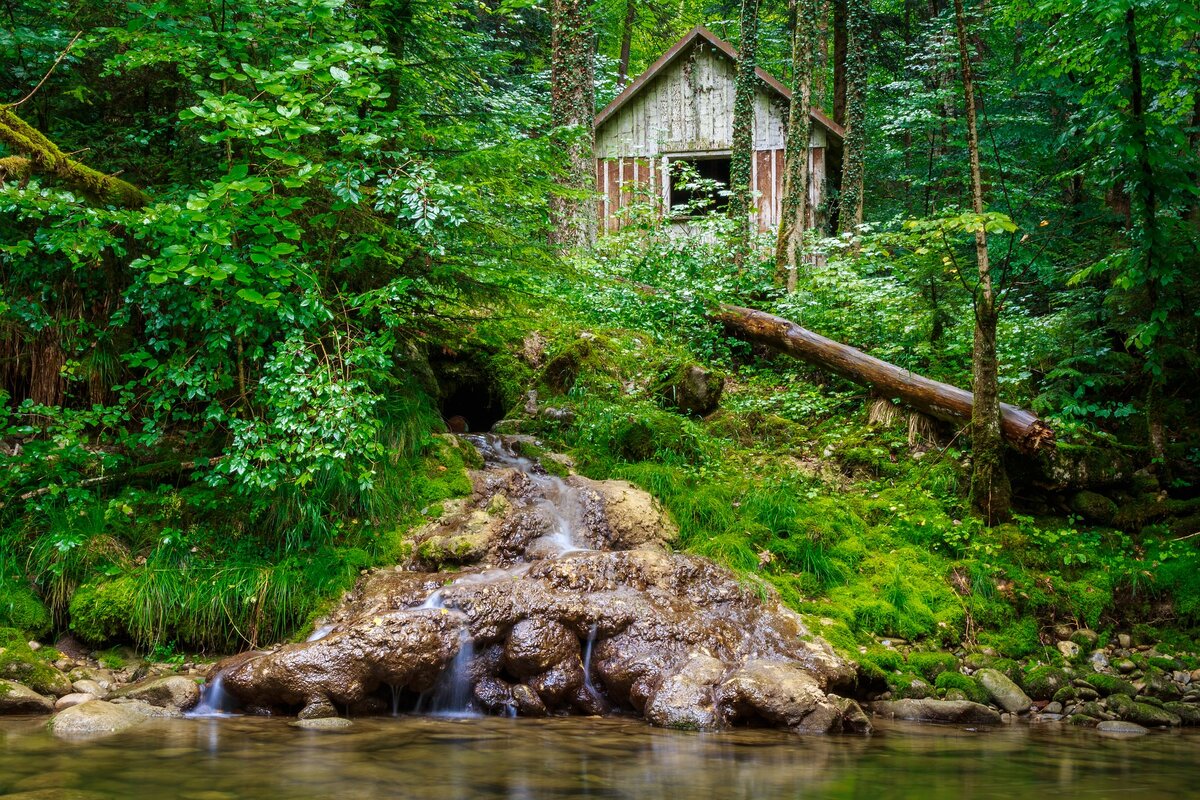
0, 715, 1197, 799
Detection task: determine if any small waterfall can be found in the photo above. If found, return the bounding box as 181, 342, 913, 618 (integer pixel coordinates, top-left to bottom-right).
306, 624, 335, 642
582, 624, 602, 703
187, 672, 238, 718
419, 589, 446, 610
430, 629, 478, 717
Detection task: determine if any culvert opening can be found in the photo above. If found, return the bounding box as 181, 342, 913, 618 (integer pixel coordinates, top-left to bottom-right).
432, 356, 507, 433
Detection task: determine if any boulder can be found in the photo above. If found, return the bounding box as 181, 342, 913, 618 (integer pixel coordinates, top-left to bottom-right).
975, 668, 1032, 713
573, 478, 679, 551
113, 675, 201, 711
644, 656, 724, 730
1096, 720, 1149, 735
49, 700, 147, 738
1070, 491, 1118, 525
870, 699, 1001, 726
0, 679, 54, 714
1024, 666, 1071, 701
657, 364, 725, 417
1107, 694, 1181, 727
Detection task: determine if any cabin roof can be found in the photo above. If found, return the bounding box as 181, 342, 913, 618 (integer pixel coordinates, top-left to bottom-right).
594, 25, 844, 141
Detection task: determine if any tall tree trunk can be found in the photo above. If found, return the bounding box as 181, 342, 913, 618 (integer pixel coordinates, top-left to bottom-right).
954, 0, 1011, 523
832, 0, 848, 126
815, 0, 831, 108
729, 0, 762, 267
618, 0, 637, 86
837, 0, 868, 234
548, 0, 597, 250
775, 0, 817, 288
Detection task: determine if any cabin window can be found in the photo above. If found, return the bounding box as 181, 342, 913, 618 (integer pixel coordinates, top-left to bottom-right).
667, 156, 731, 217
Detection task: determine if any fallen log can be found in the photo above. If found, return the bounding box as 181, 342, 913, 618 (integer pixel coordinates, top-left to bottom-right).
711, 303, 1054, 455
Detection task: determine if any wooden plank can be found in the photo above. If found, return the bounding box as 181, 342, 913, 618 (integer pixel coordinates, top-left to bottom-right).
810, 147, 825, 228
607, 160, 620, 233
597, 159, 607, 234
755, 150, 772, 229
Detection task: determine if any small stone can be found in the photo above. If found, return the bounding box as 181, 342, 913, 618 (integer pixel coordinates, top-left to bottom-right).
1045, 701, 1063, 714
27, 641, 41, 651
1174, 671, 1190, 685
1118, 634, 1132, 649
1191, 669, 1200, 683
1058, 641, 1081, 659
1096, 720, 1148, 735
54, 693, 97, 711
72, 679, 108, 698
290, 717, 353, 731
1089, 651, 1109, 670
1071, 629, 1100, 648
1115, 659, 1137, 674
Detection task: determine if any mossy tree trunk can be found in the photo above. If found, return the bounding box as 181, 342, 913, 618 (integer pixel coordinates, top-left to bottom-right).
954, 0, 1011, 523
832, 0, 847, 126
0, 106, 148, 208
617, 0, 637, 86
728, 0, 762, 268
775, 0, 817, 290
549, 0, 597, 250
837, 0, 868, 234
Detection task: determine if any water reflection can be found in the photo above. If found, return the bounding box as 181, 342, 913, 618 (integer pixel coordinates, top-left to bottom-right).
0, 715, 1197, 799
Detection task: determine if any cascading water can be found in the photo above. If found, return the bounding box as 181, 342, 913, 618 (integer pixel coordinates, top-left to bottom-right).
187, 672, 239, 718
582, 624, 601, 704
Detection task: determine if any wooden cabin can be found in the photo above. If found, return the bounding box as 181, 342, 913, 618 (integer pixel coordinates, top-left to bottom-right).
594, 25, 844, 234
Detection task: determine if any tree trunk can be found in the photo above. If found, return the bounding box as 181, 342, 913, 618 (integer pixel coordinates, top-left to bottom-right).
0, 107, 148, 208
711, 303, 1053, 454
618, 0, 637, 86
729, 0, 762, 266
954, 0, 1011, 522
775, 0, 817, 288
833, 0, 847, 126
837, 0, 868, 233
548, 0, 597, 250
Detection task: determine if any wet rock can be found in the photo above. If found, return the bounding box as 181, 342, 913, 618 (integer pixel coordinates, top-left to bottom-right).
1114, 659, 1137, 674
1163, 702, 1200, 725
54, 693, 97, 711
645, 655, 724, 730
1070, 491, 1118, 525
290, 717, 354, 731
110, 698, 185, 718
1141, 667, 1182, 700
71, 679, 108, 698
1117, 634, 1132, 649
213, 434, 860, 736
1085, 673, 1137, 698
975, 668, 1032, 713
298, 698, 337, 720
1070, 629, 1099, 648
49, 700, 146, 738
1023, 666, 1070, 701
870, 699, 1001, 726
0, 679, 54, 714
1096, 720, 1148, 735
114, 675, 200, 711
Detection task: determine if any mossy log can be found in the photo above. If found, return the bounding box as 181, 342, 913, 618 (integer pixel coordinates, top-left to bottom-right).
0, 106, 148, 207
712, 303, 1054, 455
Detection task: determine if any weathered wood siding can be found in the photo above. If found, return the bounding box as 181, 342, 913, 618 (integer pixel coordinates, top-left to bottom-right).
595, 40, 829, 233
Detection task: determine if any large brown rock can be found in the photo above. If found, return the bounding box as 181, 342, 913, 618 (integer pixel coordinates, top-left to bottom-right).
213, 435, 863, 736
114, 675, 200, 711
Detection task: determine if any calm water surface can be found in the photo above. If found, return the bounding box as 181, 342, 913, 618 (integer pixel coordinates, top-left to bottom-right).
1, 715, 1197, 799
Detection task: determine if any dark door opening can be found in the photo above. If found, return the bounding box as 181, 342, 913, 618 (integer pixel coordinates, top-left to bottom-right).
440, 379, 505, 434
668, 156, 731, 217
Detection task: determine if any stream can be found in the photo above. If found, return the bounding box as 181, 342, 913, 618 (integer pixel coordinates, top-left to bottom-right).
1, 715, 1198, 799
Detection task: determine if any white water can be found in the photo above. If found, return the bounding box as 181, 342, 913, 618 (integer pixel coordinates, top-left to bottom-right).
187, 672, 239, 718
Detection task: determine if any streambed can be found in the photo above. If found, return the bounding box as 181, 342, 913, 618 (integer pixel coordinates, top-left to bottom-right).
1, 715, 1197, 799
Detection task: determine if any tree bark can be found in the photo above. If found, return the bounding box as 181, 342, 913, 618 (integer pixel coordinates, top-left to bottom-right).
712, 303, 1053, 455
775, 0, 817, 288
954, 0, 1011, 522
832, 0, 847, 126
618, 0, 637, 86
0, 106, 148, 208
729, 0, 762, 266
837, 0, 868, 233
548, 0, 597, 250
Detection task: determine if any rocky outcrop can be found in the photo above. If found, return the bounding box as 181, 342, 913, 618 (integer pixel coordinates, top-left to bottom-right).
214, 435, 866, 736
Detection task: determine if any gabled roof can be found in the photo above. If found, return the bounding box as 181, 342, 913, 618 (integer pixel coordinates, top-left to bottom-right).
594, 25, 844, 141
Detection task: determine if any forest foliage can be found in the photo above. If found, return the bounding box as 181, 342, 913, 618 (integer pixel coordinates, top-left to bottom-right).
1, 0, 1198, 655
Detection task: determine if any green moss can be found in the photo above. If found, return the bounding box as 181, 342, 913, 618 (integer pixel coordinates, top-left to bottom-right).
1084, 673, 1137, 698
886, 671, 933, 699
68, 578, 137, 645
415, 435, 475, 505
856, 646, 905, 680
0, 627, 68, 694
978, 618, 1042, 659
1023, 665, 1071, 700
906, 652, 958, 682
0, 582, 51, 639
934, 671, 989, 704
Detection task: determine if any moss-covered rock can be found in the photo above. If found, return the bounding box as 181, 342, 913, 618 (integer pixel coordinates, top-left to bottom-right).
654, 363, 724, 417
934, 671, 989, 705
1107, 694, 1181, 727
1163, 702, 1200, 725
906, 652, 958, 683
68, 578, 137, 645
1069, 491, 1118, 525
0, 629, 71, 696
1140, 666, 1182, 700
1084, 673, 1137, 698
1024, 665, 1071, 700
886, 672, 934, 700
0, 582, 52, 638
